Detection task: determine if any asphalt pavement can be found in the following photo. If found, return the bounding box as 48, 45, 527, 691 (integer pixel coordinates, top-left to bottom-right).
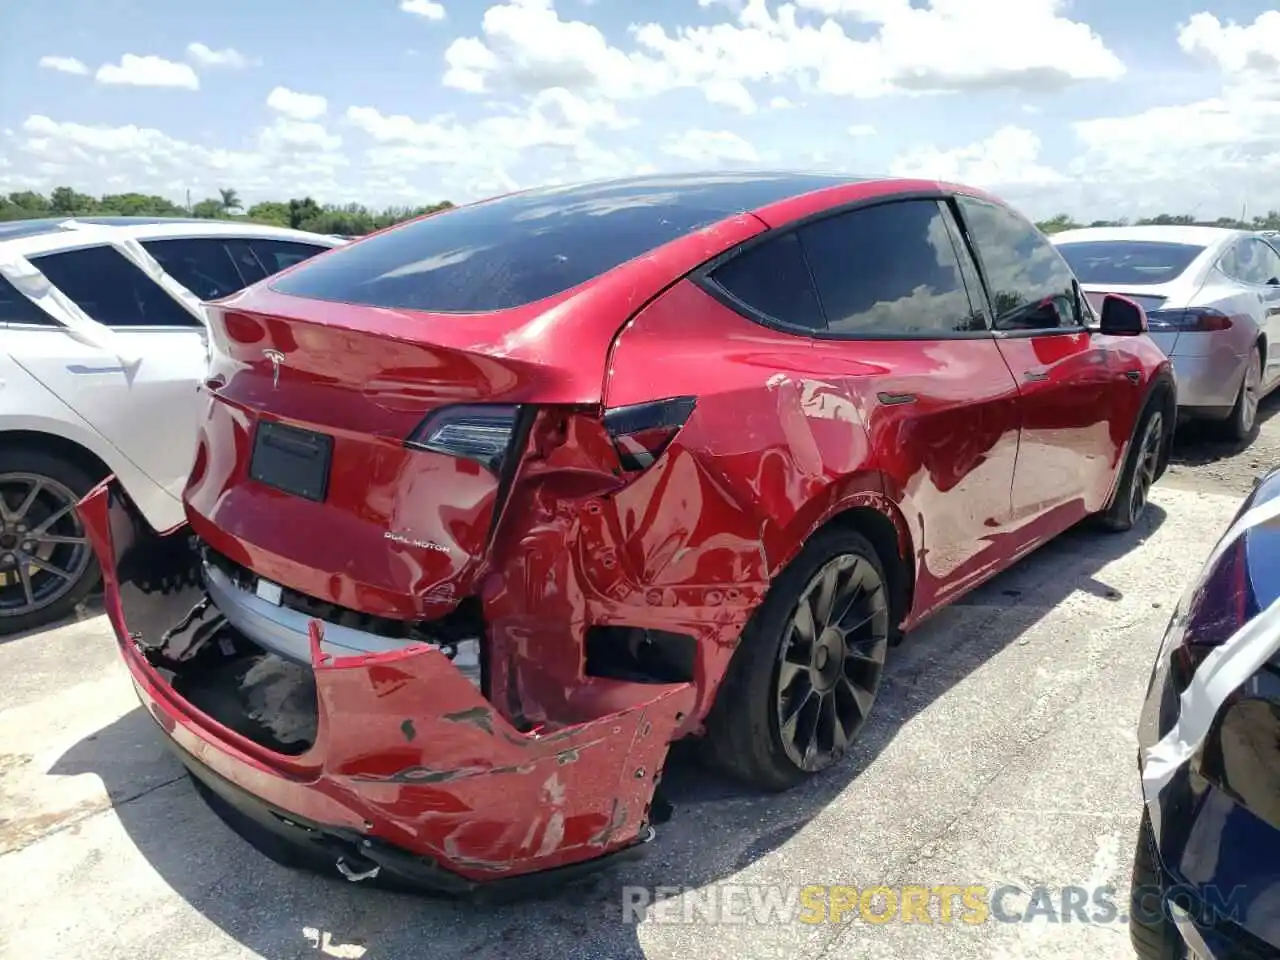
2, 400, 1277, 960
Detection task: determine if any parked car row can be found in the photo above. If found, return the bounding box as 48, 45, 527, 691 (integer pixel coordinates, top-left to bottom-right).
3, 176, 1277, 960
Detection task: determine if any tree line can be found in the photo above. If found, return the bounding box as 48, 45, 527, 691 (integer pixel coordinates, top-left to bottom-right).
0, 186, 454, 236
3, 185, 1279, 238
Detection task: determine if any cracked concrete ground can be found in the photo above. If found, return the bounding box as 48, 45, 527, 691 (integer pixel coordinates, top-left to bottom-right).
1, 400, 1277, 960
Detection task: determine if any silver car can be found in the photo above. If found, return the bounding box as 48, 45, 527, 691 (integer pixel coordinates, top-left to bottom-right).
1052, 225, 1280, 440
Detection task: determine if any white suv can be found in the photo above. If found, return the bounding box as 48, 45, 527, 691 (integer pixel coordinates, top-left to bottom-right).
0, 216, 346, 635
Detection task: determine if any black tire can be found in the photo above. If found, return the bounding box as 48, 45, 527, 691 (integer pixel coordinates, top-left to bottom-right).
1130, 810, 1185, 960
1219, 345, 1262, 444
703, 526, 892, 791
1098, 399, 1167, 533
0, 446, 102, 637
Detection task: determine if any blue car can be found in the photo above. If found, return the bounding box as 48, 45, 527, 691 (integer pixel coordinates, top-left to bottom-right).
1133, 465, 1280, 959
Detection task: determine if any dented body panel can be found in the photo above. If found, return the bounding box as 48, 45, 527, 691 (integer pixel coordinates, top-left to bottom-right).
81, 172, 1176, 887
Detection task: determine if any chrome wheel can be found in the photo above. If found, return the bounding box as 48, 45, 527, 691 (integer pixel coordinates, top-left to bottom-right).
775, 553, 890, 772
0, 473, 92, 619
1240, 351, 1262, 435
1129, 411, 1164, 523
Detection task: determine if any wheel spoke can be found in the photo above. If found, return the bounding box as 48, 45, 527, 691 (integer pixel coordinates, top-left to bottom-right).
34, 533, 87, 546
829, 560, 865, 626
778, 659, 807, 692
16, 563, 35, 606
792, 596, 819, 646
23, 554, 74, 581
32, 503, 76, 536
838, 676, 876, 720
812, 565, 840, 627
12, 479, 44, 523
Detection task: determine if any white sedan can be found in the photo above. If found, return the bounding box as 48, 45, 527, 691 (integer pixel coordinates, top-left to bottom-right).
0, 216, 345, 635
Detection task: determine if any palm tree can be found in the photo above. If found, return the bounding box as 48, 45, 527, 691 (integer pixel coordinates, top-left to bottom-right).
218, 187, 242, 215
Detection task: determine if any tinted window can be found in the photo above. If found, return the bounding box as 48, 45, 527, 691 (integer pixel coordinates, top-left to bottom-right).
267, 173, 863, 313
1056, 240, 1205, 285
142, 238, 247, 301
30, 245, 197, 328
250, 240, 327, 275
0, 276, 55, 325
225, 239, 268, 285
799, 199, 984, 336
709, 232, 823, 331
957, 196, 1079, 331
1220, 238, 1280, 286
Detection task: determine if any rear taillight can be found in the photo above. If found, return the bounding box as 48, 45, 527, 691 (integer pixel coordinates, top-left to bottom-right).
1146, 308, 1235, 332
405, 404, 522, 472
602, 396, 696, 471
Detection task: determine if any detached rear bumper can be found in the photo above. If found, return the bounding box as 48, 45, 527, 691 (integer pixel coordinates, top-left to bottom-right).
80, 479, 694, 894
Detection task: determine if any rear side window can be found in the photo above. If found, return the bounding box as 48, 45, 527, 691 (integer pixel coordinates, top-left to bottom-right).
708, 232, 824, 331
142, 238, 248, 301
268, 190, 750, 313
250, 240, 327, 275
30, 245, 198, 328
957, 195, 1079, 331
1055, 240, 1205, 285
0, 275, 55, 326
225, 239, 269, 285
799, 198, 985, 336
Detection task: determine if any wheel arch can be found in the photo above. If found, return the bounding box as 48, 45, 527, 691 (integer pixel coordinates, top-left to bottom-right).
0, 429, 112, 484
1144, 369, 1177, 480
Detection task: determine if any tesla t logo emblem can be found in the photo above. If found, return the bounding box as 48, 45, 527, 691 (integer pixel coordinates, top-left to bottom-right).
263, 349, 285, 388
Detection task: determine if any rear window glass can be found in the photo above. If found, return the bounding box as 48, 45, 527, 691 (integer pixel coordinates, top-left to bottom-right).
1055, 240, 1205, 285
268, 173, 859, 313
0, 275, 55, 325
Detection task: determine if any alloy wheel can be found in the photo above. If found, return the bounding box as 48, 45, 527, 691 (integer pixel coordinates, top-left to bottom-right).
775, 553, 890, 772
0, 473, 92, 619
1241, 353, 1262, 435
1129, 411, 1164, 524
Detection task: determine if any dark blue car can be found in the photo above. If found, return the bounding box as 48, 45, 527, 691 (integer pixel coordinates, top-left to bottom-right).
1133, 465, 1280, 959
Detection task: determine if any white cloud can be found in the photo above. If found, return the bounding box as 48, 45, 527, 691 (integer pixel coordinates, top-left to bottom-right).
1177, 11, 1280, 82
267, 86, 329, 121
848, 123, 876, 136
186, 42, 251, 68
400, 0, 447, 20
661, 129, 759, 165
38, 56, 88, 76
890, 125, 1063, 186
95, 54, 200, 89
768, 95, 794, 109
442, 0, 1123, 113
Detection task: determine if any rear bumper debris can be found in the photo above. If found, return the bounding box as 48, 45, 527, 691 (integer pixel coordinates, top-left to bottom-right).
80, 478, 694, 892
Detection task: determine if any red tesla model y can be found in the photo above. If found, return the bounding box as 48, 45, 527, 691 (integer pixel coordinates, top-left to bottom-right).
80, 172, 1175, 893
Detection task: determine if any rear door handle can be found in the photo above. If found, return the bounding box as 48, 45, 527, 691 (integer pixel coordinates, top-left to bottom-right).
1125, 370, 1141, 383
1024, 371, 1049, 382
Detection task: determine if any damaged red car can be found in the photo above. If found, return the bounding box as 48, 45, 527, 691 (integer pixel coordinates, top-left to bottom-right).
79, 172, 1176, 894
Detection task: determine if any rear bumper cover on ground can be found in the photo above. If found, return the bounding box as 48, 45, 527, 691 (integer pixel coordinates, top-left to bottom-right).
80, 478, 695, 894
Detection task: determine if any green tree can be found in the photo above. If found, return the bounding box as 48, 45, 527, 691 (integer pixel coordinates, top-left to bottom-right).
218, 187, 242, 214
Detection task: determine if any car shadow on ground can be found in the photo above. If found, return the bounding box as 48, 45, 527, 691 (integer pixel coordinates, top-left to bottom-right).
0, 593, 103, 646
51, 505, 1167, 960
1168, 392, 1280, 467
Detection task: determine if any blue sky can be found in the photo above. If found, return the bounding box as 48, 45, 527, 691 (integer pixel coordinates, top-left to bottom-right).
3, 0, 1279, 220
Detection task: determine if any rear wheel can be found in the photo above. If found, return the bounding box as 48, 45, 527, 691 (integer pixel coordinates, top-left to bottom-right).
0, 449, 100, 636
705, 527, 892, 791
1098, 403, 1166, 533
1220, 345, 1262, 443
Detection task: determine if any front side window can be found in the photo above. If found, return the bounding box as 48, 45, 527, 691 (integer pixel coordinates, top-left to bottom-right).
142, 238, 247, 301
798, 198, 985, 337
250, 240, 328, 276
957, 195, 1079, 332
29, 245, 198, 328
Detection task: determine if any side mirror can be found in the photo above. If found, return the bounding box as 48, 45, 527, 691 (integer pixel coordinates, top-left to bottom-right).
1099, 293, 1147, 336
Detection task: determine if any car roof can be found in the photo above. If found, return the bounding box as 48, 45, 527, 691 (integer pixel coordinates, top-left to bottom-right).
0, 216, 345, 257
1050, 224, 1243, 248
